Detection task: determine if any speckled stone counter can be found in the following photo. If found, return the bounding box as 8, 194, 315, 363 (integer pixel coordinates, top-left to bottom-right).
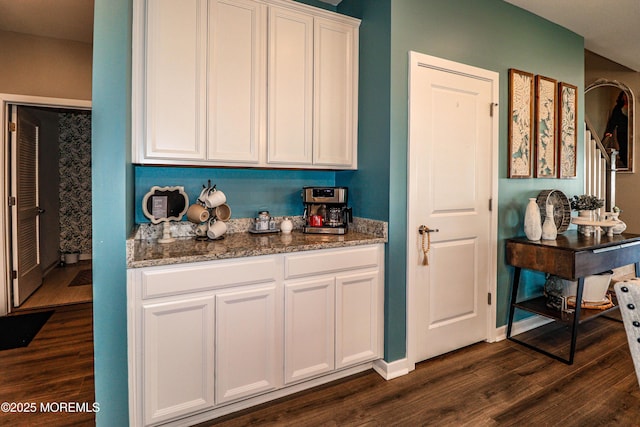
128, 217, 387, 268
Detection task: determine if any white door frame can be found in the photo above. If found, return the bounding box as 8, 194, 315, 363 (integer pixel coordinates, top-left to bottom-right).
406, 52, 499, 369
0, 94, 91, 316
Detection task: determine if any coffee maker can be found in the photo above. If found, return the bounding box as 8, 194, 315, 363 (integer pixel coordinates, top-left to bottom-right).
302, 187, 352, 234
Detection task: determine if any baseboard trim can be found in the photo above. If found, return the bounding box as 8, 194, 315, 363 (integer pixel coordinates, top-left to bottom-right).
494, 314, 553, 341
372, 358, 411, 380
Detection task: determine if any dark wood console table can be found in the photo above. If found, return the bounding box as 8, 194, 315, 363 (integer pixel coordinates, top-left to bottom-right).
506, 231, 640, 364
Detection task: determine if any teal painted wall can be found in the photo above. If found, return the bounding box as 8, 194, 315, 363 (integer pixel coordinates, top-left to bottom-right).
339, 0, 584, 362
295, 0, 336, 11
135, 167, 335, 222
92, 0, 132, 425
335, 1, 391, 222
336, 0, 396, 356
384, 0, 584, 360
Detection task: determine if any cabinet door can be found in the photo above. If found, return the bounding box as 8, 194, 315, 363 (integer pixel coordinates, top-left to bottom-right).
215, 284, 280, 404
267, 6, 314, 165
142, 295, 215, 426
284, 277, 335, 384
144, 0, 207, 160
335, 270, 380, 368
208, 0, 266, 163
313, 17, 358, 167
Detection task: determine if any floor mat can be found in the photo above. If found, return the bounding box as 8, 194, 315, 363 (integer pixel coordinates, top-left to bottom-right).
68, 269, 92, 287
0, 310, 54, 351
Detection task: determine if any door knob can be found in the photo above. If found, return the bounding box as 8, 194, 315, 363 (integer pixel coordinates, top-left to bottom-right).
418, 225, 439, 234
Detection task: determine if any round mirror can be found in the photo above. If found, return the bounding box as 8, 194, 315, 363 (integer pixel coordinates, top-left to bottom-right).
585, 79, 635, 172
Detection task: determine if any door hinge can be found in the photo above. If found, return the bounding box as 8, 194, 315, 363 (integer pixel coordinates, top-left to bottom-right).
8, 196, 16, 207
489, 198, 492, 211
488, 292, 492, 305
12, 270, 17, 280
490, 102, 498, 117
9, 122, 16, 132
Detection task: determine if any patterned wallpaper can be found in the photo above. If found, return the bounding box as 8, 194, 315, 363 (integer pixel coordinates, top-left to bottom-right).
58, 112, 92, 255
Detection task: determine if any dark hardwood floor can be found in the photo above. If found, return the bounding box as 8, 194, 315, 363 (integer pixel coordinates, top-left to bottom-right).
207, 315, 640, 426
1, 302, 638, 427
0, 303, 95, 426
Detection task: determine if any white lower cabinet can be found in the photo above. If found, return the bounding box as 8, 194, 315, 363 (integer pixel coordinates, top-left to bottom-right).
284, 277, 335, 384
336, 270, 380, 368
142, 295, 216, 426
215, 284, 280, 403
128, 244, 383, 426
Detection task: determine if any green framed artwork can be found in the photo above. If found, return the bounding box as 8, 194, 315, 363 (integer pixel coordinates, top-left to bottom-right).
558, 82, 578, 178
508, 69, 534, 178
535, 75, 558, 178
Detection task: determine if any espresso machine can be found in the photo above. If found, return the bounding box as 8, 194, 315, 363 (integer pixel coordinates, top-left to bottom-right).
302, 187, 352, 234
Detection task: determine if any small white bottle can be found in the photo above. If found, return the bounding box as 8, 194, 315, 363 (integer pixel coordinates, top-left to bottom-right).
541, 204, 558, 240
280, 217, 293, 234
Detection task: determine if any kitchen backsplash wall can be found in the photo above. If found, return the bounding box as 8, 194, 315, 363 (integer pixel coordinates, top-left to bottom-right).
134, 166, 336, 223
59, 111, 92, 256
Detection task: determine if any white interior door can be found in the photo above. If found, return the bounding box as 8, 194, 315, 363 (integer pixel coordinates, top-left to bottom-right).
11, 106, 43, 307
408, 52, 498, 363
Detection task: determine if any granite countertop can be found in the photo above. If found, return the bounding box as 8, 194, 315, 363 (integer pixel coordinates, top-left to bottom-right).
127, 217, 387, 268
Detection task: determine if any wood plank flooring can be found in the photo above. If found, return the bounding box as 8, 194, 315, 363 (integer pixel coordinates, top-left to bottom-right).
206, 315, 640, 426
1, 298, 638, 426
0, 303, 95, 426
18, 261, 92, 311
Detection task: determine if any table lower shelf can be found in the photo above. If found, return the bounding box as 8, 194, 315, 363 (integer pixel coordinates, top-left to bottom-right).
513, 295, 619, 324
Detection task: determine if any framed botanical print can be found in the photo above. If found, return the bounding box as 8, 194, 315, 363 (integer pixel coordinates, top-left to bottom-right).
558, 82, 578, 178
534, 75, 558, 178
508, 69, 534, 178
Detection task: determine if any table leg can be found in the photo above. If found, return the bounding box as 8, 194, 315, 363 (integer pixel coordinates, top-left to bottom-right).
506, 267, 521, 339
635, 261, 640, 278
567, 276, 585, 365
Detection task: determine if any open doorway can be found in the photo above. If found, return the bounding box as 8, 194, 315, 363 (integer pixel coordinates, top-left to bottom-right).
2, 97, 92, 314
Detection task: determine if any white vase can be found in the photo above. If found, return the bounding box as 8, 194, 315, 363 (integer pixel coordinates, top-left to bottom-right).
541, 204, 558, 240
524, 198, 542, 241
609, 212, 627, 234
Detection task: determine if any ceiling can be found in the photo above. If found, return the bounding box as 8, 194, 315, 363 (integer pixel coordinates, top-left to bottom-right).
0, 0, 637, 71
504, 0, 640, 71
0, 0, 93, 44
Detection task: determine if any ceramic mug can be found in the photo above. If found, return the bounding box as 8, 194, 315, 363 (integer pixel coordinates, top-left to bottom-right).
214, 203, 232, 221
198, 187, 210, 204
202, 189, 226, 209
207, 218, 227, 239
186, 203, 210, 224
194, 222, 208, 237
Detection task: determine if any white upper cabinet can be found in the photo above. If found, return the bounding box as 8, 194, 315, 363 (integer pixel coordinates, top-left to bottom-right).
313, 17, 358, 167
208, 0, 266, 164
268, 6, 314, 165
133, 0, 360, 169
142, 0, 207, 160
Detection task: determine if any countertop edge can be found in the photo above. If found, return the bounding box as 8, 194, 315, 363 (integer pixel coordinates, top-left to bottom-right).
127, 217, 388, 269
128, 236, 386, 269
